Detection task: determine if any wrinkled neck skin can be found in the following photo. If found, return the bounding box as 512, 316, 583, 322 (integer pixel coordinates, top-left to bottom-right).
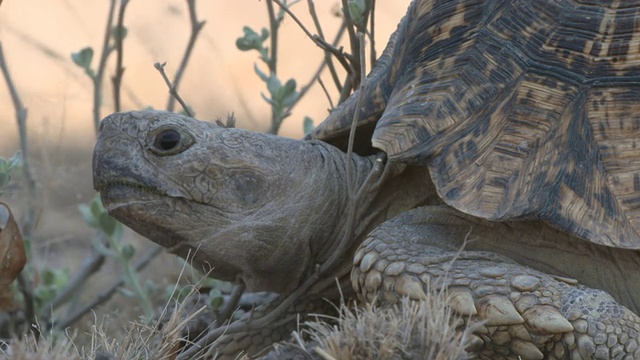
301, 145, 435, 298
182, 135, 433, 296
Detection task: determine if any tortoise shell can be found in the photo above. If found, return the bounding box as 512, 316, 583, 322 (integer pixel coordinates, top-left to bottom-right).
307, 0, 640, 249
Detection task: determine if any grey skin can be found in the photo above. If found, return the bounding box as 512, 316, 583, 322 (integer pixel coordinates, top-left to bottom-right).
92, 111, 428, 295
94, 110, 640, 359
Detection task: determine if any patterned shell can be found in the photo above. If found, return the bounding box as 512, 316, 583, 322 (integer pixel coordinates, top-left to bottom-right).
307, 0, 640, 249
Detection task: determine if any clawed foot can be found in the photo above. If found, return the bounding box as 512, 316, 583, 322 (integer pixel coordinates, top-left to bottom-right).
352, 209, 640, 359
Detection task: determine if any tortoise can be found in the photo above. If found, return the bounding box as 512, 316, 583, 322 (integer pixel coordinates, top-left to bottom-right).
92, 0, 640, 358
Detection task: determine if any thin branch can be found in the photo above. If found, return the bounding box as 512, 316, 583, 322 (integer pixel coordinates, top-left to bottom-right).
307, 0, 342, 91
155, 62, 193, 117
215, 283, 245, 326
368, 0, 376, 67
166, 0, 205, 112
317, 76, 334, 110
283, 59, 326, 117
0, 43, 40, 337
53, 245, 162, 330
93, 0, 118, 135
0, 44, 27, 139
341, 0, 359, 72
111, 0, 130, 112
346, 33, 367, 199
266, 0, 278, 75
47, 235, 108, 309
0, 43, 36, 235
17, 274, 38, 339
272, 0, 353, 76
271, 0, 351, 113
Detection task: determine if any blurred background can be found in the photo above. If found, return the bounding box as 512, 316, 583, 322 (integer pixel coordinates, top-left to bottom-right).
0, 0, 410, 343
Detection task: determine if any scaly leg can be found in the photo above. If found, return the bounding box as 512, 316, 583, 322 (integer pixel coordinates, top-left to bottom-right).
352, 206, 640, 360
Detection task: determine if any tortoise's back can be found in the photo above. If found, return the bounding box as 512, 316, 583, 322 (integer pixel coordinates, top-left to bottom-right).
310, 0, 640, 248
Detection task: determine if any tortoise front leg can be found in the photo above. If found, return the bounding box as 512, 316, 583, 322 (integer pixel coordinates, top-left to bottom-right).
352, 206, 640, 360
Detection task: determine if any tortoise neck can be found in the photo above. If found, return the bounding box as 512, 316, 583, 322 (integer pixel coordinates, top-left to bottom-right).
305, 142, 438, 296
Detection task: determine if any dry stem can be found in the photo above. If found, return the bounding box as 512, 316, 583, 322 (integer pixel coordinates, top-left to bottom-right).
166, 0, 206, 112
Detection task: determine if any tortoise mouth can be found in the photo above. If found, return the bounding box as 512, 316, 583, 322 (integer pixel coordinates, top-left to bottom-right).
98, 183, 189, 250
98, 182, 165, 211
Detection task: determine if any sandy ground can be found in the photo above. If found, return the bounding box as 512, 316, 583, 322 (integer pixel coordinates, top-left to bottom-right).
0, 0, 410, 346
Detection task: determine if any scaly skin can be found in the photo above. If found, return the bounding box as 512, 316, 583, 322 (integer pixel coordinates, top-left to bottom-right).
353, 206, 640, 359
93, 111, 640, 359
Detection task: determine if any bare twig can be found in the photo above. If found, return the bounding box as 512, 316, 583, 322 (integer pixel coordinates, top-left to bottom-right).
53, 245, 163, 330
93, 0, 118, 135
0, 42, 40, 337
47, 235, 108, 309
346, 33, 367, 199
166, 0, 206, 112
341, 0, 359, 76
270, 0, 351, 115
0, 43, 36, 235
155, 62, 193, 117
307, 0, 342, 91
317, 77, 335, 110
272, 0, 353, 77
288, 25, 348, 114
266, 0, 279, 75
111, 0, 130, 112
216, 283, 245, 326
368, 0, 376, 67
17, 274, 39, 339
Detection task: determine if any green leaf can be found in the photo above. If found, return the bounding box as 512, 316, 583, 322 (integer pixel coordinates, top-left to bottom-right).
303, 117, 314, 134
121, 244, 135, 262
79, 203, 99, 228
260, 92, 274, 106
34, 287, 57, 304
266, 76, 282, 98
41, 268, 56, 285
71, 47, 94, 70
253, 63, 269, 82
347, 0, 367, 27
144, 279, 157, 296
0, 151, 22, 194
91, 236, 115, 257
236, 27, 269, 52
282, 89, 299, 108
118, 287, 136, 298
282, 79, 297, 95
7, 151, 22, 170
0, 173, 10, 191
90, 195, 104, 219
110, 25, 128, 42
208, 289, 224, 310
99, 212, 119, 238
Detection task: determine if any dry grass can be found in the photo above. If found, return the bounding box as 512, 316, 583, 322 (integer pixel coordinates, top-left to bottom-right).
291, 291, 475, 360
0, 286, 210, 360
2, 289, 477, 360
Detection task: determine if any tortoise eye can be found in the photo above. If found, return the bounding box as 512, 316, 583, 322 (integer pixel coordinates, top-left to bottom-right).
154, 129, 181, 151
149, 127, 194, 156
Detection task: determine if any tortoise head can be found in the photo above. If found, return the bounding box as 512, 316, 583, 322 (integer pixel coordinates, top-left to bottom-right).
92, 110, 350, 293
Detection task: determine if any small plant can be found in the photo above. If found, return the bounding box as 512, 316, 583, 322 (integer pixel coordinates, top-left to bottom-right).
79, 195, 155, 318
236, 0, 303, 134
0, 152, 22, 197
